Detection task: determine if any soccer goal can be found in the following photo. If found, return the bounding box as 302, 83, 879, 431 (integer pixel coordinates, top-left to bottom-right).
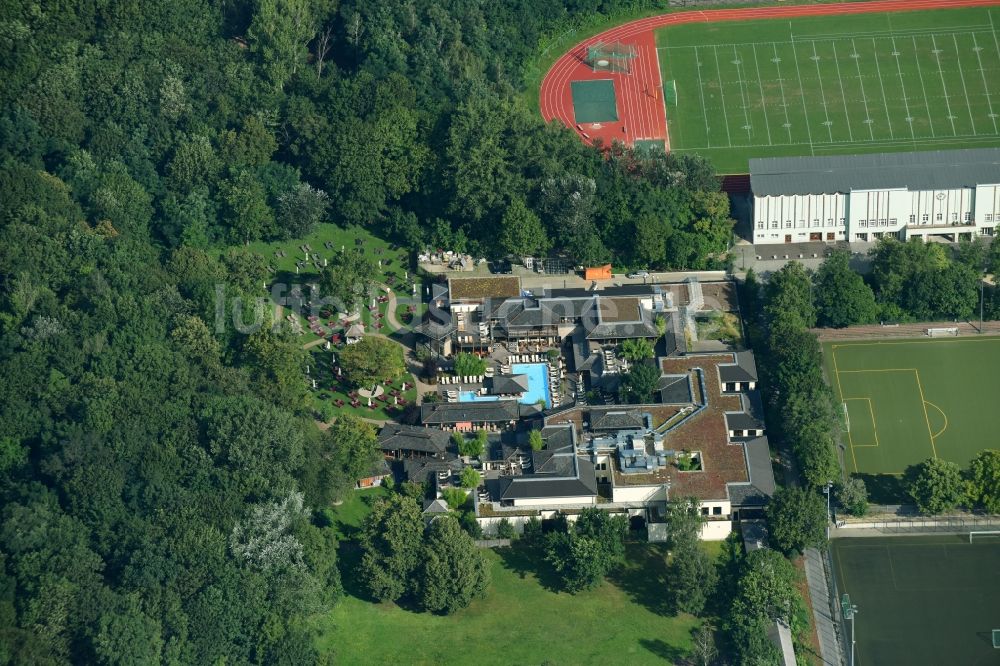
969, 530, 1000, 543
926, 327, 959, 337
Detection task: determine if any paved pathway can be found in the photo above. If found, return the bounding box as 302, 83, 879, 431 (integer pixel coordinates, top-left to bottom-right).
805, 547, 843, 666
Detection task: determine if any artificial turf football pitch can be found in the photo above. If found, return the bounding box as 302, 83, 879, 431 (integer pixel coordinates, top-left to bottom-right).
832, 535, 1000, 666
823, 337, 1000, 477
656, 5, 1000, 172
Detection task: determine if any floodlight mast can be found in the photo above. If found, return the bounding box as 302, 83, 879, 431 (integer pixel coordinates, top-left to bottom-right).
841, 594, 859, 666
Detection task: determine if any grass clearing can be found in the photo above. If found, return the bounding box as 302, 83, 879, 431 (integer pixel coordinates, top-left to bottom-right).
314, 543, 704, 665
656, 6, 1000, 172
823, 337, 1000, 480
832, 535, 1000, 666
315, 495, 723, 664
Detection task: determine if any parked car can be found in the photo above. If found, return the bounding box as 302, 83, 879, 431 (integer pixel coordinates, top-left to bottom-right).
626, 271, 650, 279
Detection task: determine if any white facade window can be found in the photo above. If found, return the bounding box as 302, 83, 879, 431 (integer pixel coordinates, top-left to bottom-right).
757, 221, 764, 229
909, 215, 916, 223
964, 212, 972, 221
952, 213, 958, 222
923, 214, 929, 222
879, 218, 887, 226
785, 221, 792, 228
890, 219, 897, 224
936, 213, 943, 221
839, 217, 846, 224
827, 218, 833, 226
987, 214, 994, 222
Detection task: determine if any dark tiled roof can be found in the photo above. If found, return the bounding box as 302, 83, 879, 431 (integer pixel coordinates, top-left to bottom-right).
658, 374, 692, 404
401, 457, 462, 484
589, 409, 648, 431
378, 423, 450, 455
495, 458, 598, 499
490, 374, 530, 395
420, 400, 522, 424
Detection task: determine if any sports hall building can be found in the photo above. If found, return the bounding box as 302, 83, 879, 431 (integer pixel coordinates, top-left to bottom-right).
750, 148, 1000, 245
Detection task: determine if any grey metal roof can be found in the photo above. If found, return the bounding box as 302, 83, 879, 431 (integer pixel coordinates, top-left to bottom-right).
750, 148, 1000, 196
725, 412, 762, 432
728, 436, 776, 507
719, 351, 758, 384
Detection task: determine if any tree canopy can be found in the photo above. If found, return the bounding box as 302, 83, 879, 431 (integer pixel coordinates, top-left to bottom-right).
765, 486, 828, 555
906, 458, 964, 514
337, 336, 405, 389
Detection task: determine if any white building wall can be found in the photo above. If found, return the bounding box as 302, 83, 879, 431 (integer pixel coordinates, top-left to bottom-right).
754, 186, 994, 245
752, 194, 847, 244
974, 184, 1000, 236
511, 495, 597, 508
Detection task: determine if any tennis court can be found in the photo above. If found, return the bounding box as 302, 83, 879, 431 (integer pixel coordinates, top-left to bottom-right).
832, 535, 1000, 665
570, 79, 619, 123
823, 337, 1000, 476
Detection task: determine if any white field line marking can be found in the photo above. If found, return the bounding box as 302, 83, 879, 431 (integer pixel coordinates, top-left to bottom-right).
771, 42, 795, 143
791, 40, 816, 154
953, 33, 978, 134
871, 37, 896, 139
751, 43, 774, 145
693, 46, 713, 147
912, 35, 937, 138
850, 38, 876, 140
811, 40, 834, 142
676, 131, 1000, 151
831, 41, 855, 141
972, 32, 999, 134
732, 45, 754, 142
712, 45, 734, 146
931, 34, 958, 135
889, 36, 916, 140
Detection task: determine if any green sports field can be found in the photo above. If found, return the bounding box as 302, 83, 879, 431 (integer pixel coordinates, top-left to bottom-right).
823, 337, 1000, 476
656, 6, 1000, 172
832, 535, 1000, 666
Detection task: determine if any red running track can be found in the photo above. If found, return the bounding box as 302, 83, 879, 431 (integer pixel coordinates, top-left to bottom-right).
540, 0, 1000, 152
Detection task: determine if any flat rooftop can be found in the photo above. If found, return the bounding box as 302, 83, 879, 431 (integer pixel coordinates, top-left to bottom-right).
448, 276, 522, 300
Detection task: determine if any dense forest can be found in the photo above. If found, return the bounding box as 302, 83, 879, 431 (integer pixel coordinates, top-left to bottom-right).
0, 0, 735, 662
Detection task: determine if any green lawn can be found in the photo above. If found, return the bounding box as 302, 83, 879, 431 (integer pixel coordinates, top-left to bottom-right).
823, 337, 1000, 479
314, 543, 704, 665
315, 496, 720, 664
246, 223, 411, 284
657, 6, 1000, 172
832, 535, 1000, 666
323, 486, 391, 541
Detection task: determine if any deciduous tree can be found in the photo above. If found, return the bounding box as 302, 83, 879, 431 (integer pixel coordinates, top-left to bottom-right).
766, 486, 828, 555
416, 516, 490, 614
906, 458, 963, 515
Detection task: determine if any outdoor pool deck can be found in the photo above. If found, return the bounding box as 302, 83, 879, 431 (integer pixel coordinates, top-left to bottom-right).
457, 363, 551, 407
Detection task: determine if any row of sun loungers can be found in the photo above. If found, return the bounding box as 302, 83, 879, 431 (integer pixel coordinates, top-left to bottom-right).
439, 375, 484, 384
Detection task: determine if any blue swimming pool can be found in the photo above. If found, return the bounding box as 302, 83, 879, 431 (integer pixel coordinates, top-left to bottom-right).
511, 363, 551, 407
457, 363, 551, 407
